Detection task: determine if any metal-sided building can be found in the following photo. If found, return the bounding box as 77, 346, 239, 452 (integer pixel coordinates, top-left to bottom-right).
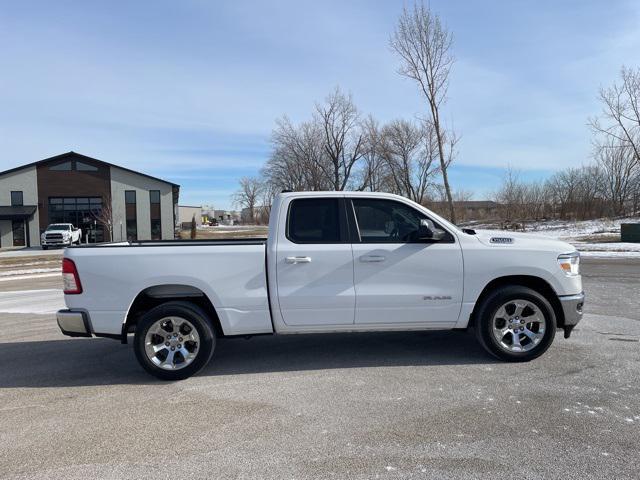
178, 205, 202, 230
0, 152, 179, 248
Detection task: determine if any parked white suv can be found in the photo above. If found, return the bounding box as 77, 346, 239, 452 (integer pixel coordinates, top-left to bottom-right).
56, 191, 584, 380
41, 223, 81, 249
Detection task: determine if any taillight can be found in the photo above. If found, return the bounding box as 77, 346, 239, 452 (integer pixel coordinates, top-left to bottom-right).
62, 258, 83, 294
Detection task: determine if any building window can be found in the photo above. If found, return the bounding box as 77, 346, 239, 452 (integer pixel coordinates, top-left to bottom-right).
149, 190, 161, 240
48, 197, 104, 242
49, 161, 72, 171
125, 190, 137, 241
11, 191, 23, 206
12, 220, 26, 247
76, 161, 98, 171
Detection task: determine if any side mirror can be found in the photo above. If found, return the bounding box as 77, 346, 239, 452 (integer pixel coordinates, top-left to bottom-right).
418, 219, 445, 241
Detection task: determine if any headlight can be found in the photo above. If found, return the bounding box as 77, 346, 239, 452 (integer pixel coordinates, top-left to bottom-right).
558, 252, 580, 276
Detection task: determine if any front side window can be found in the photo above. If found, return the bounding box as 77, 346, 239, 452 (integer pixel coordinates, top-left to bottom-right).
351, 198, 452, 243
10, 191, 23, 206
287, 198, 341, 243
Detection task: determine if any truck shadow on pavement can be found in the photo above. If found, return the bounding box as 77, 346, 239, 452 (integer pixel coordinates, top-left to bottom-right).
0, 330, 496, 388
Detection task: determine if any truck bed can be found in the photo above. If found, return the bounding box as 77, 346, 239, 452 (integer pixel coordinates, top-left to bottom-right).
70, 238, 268, 248
64, 240, 273, 337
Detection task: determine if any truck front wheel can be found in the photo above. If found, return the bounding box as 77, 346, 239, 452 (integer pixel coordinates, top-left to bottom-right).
474, 286, 556, 362
134, 302, 216, 380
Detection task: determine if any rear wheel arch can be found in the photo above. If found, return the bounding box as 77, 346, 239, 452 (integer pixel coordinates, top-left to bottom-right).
470, 275, 564, 329
123, 284, 224, 342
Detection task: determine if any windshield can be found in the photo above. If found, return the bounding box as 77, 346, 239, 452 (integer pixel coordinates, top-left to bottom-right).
46, 224, 71, 231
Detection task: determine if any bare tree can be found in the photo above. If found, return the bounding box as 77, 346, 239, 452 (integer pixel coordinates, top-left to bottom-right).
266, 116, 332, 192
380, 119, 439, 204
391, 2, 458, 222
233, 177, 264, 224
92, 197, 113, 241
315, 87, 365, 190
595, 137, 638, 216
452, 188, 474, 222
190, 215, 197, 240
589, 66, 640, 166
495, 167, 525, 221
357, 115, 388, 191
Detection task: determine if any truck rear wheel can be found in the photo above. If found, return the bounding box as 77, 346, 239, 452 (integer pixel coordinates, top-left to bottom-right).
474, 286, 556, 362
134, 301, 216, 380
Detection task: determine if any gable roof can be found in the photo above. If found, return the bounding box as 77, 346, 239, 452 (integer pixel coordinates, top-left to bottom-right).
0, 151, 179, 187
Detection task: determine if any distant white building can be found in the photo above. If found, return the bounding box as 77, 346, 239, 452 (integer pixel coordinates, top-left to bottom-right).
241, 205, 270, 224
214, 210, 240, 226
0, 151, 178, 247
178, 205, 202, 229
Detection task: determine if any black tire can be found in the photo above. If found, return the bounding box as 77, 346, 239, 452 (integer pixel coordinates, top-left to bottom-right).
42, 245, 48, 250
474, 285, 556, 362
134, 301, 216, 380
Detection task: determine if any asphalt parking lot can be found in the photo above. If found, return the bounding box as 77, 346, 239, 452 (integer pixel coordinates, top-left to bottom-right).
0, 257, 638, 479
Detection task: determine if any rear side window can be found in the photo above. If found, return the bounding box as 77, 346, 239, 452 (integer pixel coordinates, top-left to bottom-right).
287, 198, 341, 243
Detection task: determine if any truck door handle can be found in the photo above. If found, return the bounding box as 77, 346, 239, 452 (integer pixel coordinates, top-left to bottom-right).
285, 256, 312, 264
360, 255, 386, 263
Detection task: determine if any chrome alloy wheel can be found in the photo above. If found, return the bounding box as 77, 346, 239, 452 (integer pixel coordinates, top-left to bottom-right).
491, 299, 546, 353
144, 316, 200, 370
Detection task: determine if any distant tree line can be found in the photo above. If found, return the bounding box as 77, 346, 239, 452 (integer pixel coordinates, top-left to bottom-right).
495, 67, 640, 222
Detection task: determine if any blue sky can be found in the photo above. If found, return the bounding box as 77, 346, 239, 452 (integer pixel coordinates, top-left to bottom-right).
1, 0, 639, 208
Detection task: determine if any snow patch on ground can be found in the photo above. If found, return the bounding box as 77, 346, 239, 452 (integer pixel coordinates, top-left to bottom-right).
524, 217, 640, 240
580, 251, 640, 258
472, 217, 640, 256
0, 289, 64, 314
0, 268, 61, 277
0, 248, 63, 258
0, 273, 60, 282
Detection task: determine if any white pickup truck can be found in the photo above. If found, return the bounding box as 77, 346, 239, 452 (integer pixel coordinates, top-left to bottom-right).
41, 223, 82, 249
57, 191, 584, 380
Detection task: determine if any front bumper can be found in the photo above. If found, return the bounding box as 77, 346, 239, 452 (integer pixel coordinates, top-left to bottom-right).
42, 239, 72, 246
558, 292, 585, 338
57, 309, 92, 337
